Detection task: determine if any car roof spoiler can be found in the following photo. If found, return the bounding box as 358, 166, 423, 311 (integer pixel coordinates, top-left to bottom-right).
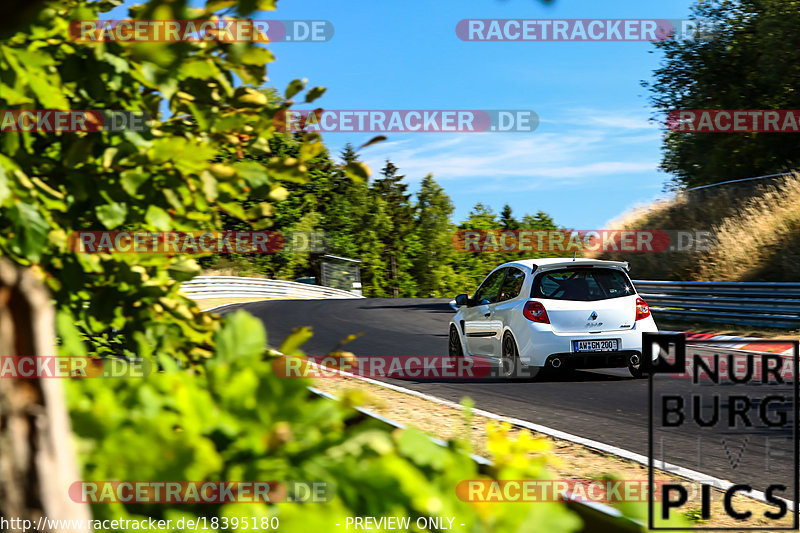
534, 260, 630, 272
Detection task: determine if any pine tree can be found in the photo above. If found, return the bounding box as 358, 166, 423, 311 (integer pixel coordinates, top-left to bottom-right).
413, 175, 457, 297
500, 204, 520, 230
371, 160, 415, 297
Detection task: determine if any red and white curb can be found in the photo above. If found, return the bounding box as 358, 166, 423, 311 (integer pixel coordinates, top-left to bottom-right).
668, 330, 796, 355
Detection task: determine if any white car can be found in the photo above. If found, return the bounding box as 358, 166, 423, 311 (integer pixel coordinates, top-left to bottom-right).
449, 258, 658, 379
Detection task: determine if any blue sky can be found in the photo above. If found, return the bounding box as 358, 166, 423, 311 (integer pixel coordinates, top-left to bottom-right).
112, 0, 697, 227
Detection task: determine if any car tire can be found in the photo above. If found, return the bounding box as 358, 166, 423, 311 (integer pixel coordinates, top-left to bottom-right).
449, 325, 464, 357
501, 332, 524, 380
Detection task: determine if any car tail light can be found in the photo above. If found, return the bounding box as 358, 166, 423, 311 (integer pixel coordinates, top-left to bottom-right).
635, 297, 650, 321
523, 301, 550, 323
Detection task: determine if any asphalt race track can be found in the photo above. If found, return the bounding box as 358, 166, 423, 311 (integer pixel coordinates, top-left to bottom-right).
221, 298, 798, 503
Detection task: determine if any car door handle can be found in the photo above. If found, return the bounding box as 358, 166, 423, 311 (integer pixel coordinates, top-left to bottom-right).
484, 312, 491, 317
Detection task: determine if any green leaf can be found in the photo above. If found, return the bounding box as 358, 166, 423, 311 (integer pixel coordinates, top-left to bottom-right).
199, 171, 218, 202
305, 86, 326, 103
145, 205, 171, 230
344, 161, 371, 182
101, 52, 130, 74
232, 161, 270, 187
7, 203, 49, 261
150, 138, 216, 174
96, 202, 128, 229
167, 258, 200, 282
101, 147, 118, 170
240, 46, 274, 66
120, 169, 150, 195
178, 59, 220, 80
284, 78, 306, 100
0, 165, 9, 204
0, 82, 32, 105
279, 326, 312, 355
358, 135, 387, 149
299, 138, 325, 162
0, 130, 18, 161
214, 310, 266, 362
56, 310, 88, 357
217, 201, 246, 219
28, 71, 69, 109
212, 113, 250, 133
396, 427, 451, 469
205, 0, 236, 11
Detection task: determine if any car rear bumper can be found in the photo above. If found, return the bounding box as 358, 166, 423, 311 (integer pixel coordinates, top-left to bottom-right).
544, 350, 642, 369
516, 318, 658, 367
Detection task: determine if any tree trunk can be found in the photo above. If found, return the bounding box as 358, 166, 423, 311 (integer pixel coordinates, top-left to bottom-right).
0, 259, 92, 532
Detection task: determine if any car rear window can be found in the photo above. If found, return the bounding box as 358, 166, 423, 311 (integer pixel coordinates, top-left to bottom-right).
531, 267, 634, 301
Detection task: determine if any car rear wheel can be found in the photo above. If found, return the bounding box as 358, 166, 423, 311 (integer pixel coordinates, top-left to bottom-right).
449, 325, 464, 357
502, 332, 522, 379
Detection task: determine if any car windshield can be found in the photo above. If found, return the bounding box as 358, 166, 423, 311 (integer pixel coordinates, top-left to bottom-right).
531, 267, 634, 301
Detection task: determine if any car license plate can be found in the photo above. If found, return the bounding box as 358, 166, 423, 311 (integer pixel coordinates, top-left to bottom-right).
572, 339, 619, 352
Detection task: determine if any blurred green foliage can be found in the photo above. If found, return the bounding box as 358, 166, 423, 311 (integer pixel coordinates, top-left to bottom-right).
68, 311, 586, 531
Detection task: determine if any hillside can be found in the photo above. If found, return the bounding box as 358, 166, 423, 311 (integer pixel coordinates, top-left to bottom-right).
590, 173, 800, 281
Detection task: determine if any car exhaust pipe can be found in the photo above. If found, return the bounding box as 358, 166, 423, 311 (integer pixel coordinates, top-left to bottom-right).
550, 357, 562, 369
629, 354, 640, 367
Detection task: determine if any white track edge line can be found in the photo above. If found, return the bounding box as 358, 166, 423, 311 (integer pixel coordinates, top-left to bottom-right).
330, 367, 795, 512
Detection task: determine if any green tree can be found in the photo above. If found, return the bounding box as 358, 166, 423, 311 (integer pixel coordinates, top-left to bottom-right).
412, 174, 459, 297
319, 146, 390, 296
0, 0, 327, 363
319, 145, 374, 260
371, 160, 414, 297
500, 204, 520, 230
521, 210, 557, 230
454, 203, 503, 291
647, 0, 800, 188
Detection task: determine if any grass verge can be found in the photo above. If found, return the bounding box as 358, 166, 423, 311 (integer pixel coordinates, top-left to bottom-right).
313, 374, 793, 530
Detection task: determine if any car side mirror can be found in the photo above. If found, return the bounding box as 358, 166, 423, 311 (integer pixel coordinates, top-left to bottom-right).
454, 294, 469, 307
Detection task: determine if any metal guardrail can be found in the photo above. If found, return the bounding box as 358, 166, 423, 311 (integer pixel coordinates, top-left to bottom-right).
634, 280, 800, 328
684, 171, 793, 192
181, 276, 364, 300
184, 276, 800, 327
